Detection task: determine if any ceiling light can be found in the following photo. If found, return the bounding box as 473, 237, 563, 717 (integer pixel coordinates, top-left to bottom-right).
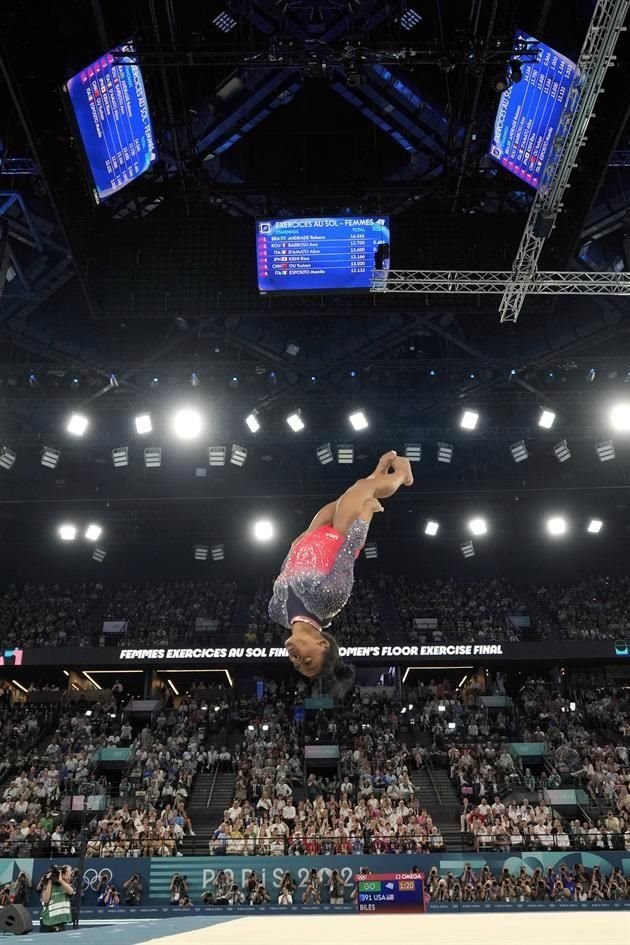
167, 678, 180, 696
112, 447, 129, 468
405, 444, 422, 462
144, 447, 162, 468
173, 408, 203, 440
460, 541, 475, 558
213, 10, 237, 32
595, 440, 615, 462
286, 411, 304, 432
349, 410, 368, 431
190, 372, 200, 387
547, 516, 567, 536
285, 341, 300, 357
85, 524, 102, 542
92, 547, 107, 563
460, 409, 479, 430
610, 403, 630, 432
400, 7, 422, 30
245, 412, 260, 433
135, 413, 152, 435
58, 524, 77, 541
211, 544, 225, 561
587, 518, 603, 534
510, 440, 529, 463
253, 520, 274, 542
0, 447, 16, 470
41, 447, 60, 469
337, 444, 354, 464
364, 542, 378, 559
468, 517, 487, 536
538, 409, 556, 429
67, 413, 89, 437
208, 446, 226, 467
437, 442, 453, 463
425, 520, 439, 536
553, 439, 571, 463
230, 444, 247, 467
194, 545, 209, 561
316, 443, 334, 465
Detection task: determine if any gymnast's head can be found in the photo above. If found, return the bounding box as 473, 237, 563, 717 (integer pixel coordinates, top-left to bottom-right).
284, 621, 355, 697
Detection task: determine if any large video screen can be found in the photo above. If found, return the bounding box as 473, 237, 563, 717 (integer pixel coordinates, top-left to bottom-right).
256, 216, 391, 293
65, 43, 156, 204
489, 32, 577, 189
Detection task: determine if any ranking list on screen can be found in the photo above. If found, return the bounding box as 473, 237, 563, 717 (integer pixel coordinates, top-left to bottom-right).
66, 44, 156, 204
489, 32, 577, 189
256, 216, 390, 293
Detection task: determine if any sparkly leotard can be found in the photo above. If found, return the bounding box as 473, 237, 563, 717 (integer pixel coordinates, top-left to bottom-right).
268, 518, 369, 630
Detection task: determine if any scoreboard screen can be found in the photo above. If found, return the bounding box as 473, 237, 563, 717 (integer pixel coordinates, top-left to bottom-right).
356, 873, 425, 914
255, 216, 391, 294
65, 43, 157, 204
489, 31, 577, 189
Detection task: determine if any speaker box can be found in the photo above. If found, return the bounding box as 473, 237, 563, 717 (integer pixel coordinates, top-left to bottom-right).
0, 904, 33, 934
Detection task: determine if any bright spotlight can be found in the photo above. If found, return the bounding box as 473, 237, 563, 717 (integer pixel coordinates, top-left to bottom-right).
135, 413, 152, 435
424, 520, 439, 536
538, 409, 556, 429
460, 409, 479, 431
66, 413, 89, 437
85, 524, 102, 542
610, 403, 630, 432
253, 519, 274, 542
587, 518, 603, 534
245, 411, 260, 433
173, 408, 203, 440
58, 524, 77, 541
547, 516, 567, 536
349, 410, 368, 431
468, 517, 487, 536
286, 411, 305, 433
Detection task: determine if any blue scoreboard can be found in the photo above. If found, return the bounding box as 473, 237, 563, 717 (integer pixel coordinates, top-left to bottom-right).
489, 32, 577, 189
256, 216, 391, 294
356, 872, 425, 914
65, 43, 157, 204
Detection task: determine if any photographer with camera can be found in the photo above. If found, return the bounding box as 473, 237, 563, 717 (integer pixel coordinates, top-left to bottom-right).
227, 883, 245, 906
302, 868, 321, 905
329, 869, 345, 906
123, 873, 143, 906
169, 874, 189, 905
251, 882, 271, 905
39, 865, 74, 933
11, 871, 32, 907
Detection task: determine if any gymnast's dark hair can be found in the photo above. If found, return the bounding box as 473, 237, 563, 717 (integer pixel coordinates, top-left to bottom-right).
319, 631, 355, 699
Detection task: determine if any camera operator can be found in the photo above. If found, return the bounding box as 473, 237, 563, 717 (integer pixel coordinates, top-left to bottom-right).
123, 873, 143, 906
0, 885, 11, 908
302, 868, 321, 905
39, 865, 74, 933
227, 883, 245, 906
11, 871, 32, 906
329, 869, 345, 906
251, 882, 271, 905
169, 874, 189, 905
201, 890, 215, 905
278, 872, 296, 906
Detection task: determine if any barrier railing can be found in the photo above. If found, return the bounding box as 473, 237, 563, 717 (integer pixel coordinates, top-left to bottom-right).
472, 831, 630, 853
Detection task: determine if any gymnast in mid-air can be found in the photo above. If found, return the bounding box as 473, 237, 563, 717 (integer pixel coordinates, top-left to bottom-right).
268, 450, 413, 695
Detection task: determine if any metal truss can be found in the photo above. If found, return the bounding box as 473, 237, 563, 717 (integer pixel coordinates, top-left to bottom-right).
499, 0, 630, 323
372, 269, 630, 295
0, 157, 37, 176
120, 39, 541, 70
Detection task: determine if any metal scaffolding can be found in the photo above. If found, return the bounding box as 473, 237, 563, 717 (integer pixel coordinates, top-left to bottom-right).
498, 0, 630, 323
371, 269, 630, 295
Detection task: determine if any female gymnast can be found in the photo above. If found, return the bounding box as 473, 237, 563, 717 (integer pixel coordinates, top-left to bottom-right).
268, 450, 413, 695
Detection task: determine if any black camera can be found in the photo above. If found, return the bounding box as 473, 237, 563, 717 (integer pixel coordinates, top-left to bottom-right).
49, 867, 61, 885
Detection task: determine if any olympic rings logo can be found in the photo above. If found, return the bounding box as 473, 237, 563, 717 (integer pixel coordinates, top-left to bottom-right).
82, 868, 113, 891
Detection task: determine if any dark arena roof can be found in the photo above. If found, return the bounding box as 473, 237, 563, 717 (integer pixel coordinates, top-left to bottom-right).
1, 0, 630, 582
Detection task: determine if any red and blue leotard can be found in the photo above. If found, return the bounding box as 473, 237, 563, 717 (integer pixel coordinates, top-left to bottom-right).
268, 518, 369, 631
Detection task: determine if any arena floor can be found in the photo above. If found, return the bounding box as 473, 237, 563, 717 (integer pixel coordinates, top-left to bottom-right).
57, 912, 630, 945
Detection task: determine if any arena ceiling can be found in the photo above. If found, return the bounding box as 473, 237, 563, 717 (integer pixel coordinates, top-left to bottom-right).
0, 0, 630, 576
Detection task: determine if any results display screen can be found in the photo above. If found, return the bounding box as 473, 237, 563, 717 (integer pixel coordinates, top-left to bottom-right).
256, 216, 391, 293
356, 873, 425, 914
489, 32, 577, 189
65, 43, 156, 204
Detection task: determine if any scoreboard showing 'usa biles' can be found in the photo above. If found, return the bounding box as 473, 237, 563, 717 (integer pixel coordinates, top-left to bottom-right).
356, 873, 425, 914
256, 216, 391, 294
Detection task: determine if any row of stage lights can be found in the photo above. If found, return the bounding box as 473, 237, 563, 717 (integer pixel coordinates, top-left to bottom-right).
54, 513, 604, 564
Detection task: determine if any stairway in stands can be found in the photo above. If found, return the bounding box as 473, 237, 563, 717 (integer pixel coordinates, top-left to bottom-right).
410, 760, 463, 851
